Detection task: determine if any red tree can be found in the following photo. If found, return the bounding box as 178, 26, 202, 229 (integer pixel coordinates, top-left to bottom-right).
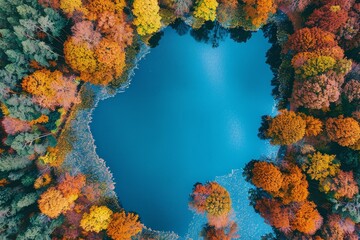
306, 4, 349, 33
284, 27, 337, 53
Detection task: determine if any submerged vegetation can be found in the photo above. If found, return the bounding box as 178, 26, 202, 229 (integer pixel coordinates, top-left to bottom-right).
0, 0, 359, 239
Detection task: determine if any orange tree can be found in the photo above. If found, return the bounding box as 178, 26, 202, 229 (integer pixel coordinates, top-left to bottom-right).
107, 211, 143, 240
265, 110, 306, 145
243, 0, 276, 28
290, 201, 323, 235
38, 187, 71, 219
326, 116, 360, 147
255, 198, 291, 232
251, 161, 283, 194
274, 164, 309, 204
63, 37, 126, 85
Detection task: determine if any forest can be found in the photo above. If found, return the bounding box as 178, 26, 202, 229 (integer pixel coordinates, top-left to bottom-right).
0, 0, 359, 239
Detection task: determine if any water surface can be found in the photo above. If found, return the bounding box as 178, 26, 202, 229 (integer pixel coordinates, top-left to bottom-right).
91, 28, 275, 236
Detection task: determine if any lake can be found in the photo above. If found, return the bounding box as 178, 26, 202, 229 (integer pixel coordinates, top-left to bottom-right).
90, 26, 275, 237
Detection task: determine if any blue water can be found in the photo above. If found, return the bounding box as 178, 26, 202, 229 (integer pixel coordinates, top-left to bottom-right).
91, 28, 275, 236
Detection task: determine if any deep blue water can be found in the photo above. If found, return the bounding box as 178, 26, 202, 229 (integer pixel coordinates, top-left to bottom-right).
91, 28, 275, 236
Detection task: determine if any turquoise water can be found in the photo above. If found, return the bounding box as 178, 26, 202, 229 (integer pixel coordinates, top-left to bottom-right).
91, 28, 275, 236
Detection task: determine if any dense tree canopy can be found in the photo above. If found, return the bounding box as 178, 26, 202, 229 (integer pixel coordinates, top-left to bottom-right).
306, 4, 349, 34
285, 27, 338, 53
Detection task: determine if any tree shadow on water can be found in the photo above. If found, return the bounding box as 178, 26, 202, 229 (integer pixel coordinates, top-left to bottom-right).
148, 31, 165, 48
149, 20, 254, 49
170, 18, 191, 36
189, 21, 253, 48
190, 21, 228, 48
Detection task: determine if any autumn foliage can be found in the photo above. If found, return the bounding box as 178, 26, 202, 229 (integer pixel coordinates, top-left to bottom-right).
275, 164, 309, 204
107, 211, 142, 240
326, 116, 360, 147
206, 186, 231, 217
306, 4, 349, 33
291, 73, 342, 109
255, 198, 291, 232
2, 0, 359, 239
80, 205, 113, 233
189, 182, 232, 229
132, 0, 162, 36
255, 198, 322, 235
202, 222, 239, 240
303, 115, 323, 137
251, 161, 283, 193
193, 0, 219, 21
328, 171, 358, 199
34, 173, 52, 189
22, 69, 80, 110
190, 182, 231, 216
265, 110, 306, 145
2, 117, 31, 135
321, 214, 357, 239
38, 187, 71, 218
37, 173, 88, 220
59, 0, 83, 15
243, 0, 276, 28
64, 37, 126, 85
58, 173, 86, 201
284, 27, 337, 53
302, 152, 340, 181
290, 201, 323, 235
344, 79, 360, 102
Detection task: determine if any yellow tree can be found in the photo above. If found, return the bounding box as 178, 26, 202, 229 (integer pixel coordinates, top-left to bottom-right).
64, 37, 126, 85
296, 56, 336, 78
133, 0, 161, 36
22, 69, 55, 97
194, 0, 219, 21
302, 152, 340, 181
59, 0, 84, 15
205, 183, 231, 217
64, 38, 97, 74
107, 211, 143, 240
80, 205, 113, 233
